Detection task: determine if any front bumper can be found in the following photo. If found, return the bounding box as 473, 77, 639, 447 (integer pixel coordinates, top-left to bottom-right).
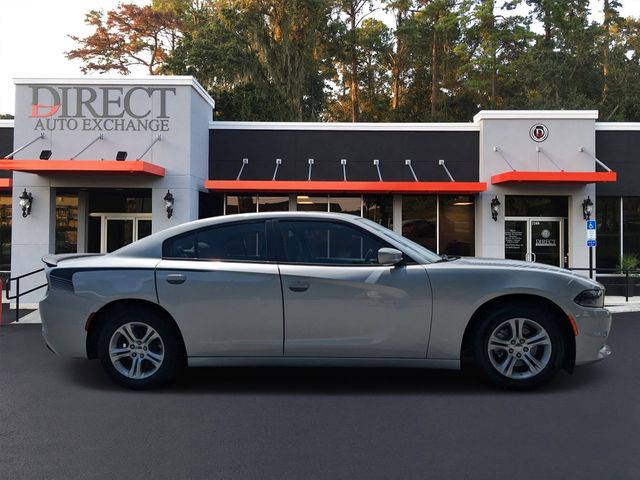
574, 307, 612, 366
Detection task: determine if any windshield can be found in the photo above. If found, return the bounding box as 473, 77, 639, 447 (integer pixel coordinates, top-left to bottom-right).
355, 217, 442, 263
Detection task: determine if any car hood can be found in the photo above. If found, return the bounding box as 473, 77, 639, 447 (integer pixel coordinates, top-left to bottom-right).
450, 256, 566, 273
445, 257, 602, 288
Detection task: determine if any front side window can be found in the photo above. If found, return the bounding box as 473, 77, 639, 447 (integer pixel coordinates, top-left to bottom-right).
164, 222, 267, 262
277, 220, 388, 265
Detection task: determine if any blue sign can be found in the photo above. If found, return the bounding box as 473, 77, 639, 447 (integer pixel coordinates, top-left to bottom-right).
587, 220, 596, 230
587, 239, 597, 247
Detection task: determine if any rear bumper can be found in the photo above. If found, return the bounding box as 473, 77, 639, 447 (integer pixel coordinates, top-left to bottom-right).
40, 290, 91, 359
574, 307, 612, 366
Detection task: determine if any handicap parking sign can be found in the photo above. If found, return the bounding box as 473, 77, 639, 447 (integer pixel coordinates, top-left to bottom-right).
587, 220, 596, 230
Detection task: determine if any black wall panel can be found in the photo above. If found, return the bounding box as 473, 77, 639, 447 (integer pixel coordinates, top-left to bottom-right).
596, 130, 640, 196
0, 128, 13, 179
209, 129, 480, 183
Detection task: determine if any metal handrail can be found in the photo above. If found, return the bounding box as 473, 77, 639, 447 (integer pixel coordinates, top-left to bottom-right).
5, 268, 47, 323
568, 266, 640, 303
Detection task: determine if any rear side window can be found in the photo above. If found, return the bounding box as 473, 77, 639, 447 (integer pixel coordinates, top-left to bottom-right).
164, 222, 267, 262
277, 220, 388, 265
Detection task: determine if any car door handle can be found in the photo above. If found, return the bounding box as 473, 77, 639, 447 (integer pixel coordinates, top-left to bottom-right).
166, 274, 186, 285
288, 281, 309, 292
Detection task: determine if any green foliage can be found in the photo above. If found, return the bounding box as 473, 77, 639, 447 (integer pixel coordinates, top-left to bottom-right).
619, 254, 640, 273
67, 0, 640, 122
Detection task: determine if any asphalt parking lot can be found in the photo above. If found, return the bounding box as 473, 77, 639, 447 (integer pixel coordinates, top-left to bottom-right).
1, 313, 639, 480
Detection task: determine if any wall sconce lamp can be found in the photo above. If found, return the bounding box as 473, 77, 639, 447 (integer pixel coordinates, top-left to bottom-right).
490, 196, 501, 221
19, 189, 33, 218
163, 190, 174, 219
582, 196, 593, 220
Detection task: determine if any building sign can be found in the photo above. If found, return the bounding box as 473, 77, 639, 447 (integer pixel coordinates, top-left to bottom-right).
529, 123, 549, 142
28, 85, 176, 132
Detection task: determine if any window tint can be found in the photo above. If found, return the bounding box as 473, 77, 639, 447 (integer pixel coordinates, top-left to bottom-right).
278, 221, 388, 265
164, 222, 267, 262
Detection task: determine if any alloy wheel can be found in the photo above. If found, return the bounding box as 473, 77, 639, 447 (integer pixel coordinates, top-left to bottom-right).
487, 317, 553, 379
108, 322, 165, 380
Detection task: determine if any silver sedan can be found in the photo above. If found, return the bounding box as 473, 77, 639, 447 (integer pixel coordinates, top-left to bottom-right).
40, 212, 612, 389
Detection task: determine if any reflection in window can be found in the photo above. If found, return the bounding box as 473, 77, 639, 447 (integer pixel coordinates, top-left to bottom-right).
623, 197, 640, 261
278, 221, 387, 265
297, 196, 328, 212
258, 196, 289, 212
0, 193, 11, 270
226, 195, 257, 214
329, 196, 361, 216
164, 222, 267, 262
55, 195, 79, 254
596, 197, 620, 269
439, 195, 475, 256
363, 195, 393, 230
402, 196, 437, 252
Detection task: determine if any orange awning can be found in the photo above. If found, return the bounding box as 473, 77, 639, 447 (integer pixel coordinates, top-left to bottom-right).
0, 178, 11, 190
491, 171, 616, 185
205, 180, 487, 194
0, 160, 165, 177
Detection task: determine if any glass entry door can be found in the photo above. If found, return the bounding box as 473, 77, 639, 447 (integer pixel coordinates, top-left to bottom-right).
505, 218, 564, 267
91, 214, 152, 253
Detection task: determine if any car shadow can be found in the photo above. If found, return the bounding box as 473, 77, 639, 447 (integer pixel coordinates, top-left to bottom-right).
63, 358, 608, 396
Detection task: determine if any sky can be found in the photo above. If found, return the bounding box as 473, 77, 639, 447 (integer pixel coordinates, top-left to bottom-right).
1, 0, 640, 115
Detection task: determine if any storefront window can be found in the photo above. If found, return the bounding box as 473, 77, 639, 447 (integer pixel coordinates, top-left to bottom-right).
55, 195, 78, 254
623, 197, 640, 262
0, 193, 11, 271
297, 195, 328, 212
226, 195, 257, 214
329, 196, 361, 216
402, 196, 437, 252
258, 196, 289, 212
505, 196, 568, 217
596, 197, 620, 269
363, 195, 393, 230
440, 195, 475, 256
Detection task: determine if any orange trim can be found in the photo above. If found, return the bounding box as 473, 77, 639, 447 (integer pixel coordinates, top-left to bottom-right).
0, 178, 11, 190
568, 314, 579, 336
205, 180, 487, 194
0, 160, 165, 177
491, 171, 617, 184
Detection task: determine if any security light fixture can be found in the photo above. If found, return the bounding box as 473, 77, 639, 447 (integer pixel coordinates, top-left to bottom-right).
39, 150, 52, 160
19, 189, 33, 218
164, 190, 174, 219
116, 151, 128, 161
490, 196, 501, 221
582, 196, 593, 220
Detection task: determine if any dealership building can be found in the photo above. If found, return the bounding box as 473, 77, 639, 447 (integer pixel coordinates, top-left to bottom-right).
0, 76, 637, 304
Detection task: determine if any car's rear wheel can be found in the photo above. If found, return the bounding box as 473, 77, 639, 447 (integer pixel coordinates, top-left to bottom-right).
472, 303, 566, 389
98, 308, 183, 389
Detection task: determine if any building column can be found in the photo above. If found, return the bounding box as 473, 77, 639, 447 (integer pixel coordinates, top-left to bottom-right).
152, 187, 199, 234
10, 181, 55, 307
393, 195, 402, 235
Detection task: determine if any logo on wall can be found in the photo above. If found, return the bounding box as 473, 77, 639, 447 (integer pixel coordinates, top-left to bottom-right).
27, 85, 176, 133
529, 123, 549, 142
541, 229, 551, 239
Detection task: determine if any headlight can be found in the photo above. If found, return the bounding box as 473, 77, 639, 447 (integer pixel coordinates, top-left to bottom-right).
574, 289, 605, 308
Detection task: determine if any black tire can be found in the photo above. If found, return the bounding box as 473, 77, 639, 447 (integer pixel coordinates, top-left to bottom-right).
98, 307, 184, 389
471, 302, 566, 389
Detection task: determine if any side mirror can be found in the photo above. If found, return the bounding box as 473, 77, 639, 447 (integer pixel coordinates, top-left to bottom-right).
378, 248, 403, 266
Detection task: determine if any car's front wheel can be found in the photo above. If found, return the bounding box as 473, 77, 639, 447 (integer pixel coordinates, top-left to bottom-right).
472, 303, 566, 389
98, 308, 184, 389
